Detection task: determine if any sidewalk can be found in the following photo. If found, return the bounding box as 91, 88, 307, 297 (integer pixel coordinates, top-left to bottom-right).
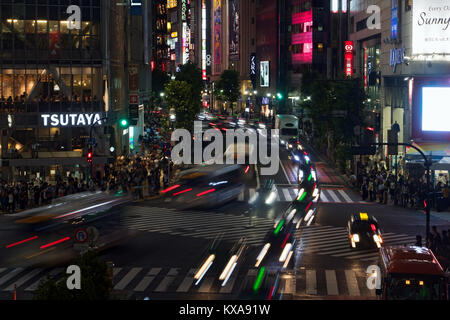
301, 139, 450, 217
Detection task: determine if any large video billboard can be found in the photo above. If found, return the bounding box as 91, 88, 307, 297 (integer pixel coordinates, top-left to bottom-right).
412, 78, 450, 141
412, 0, 450, 55
229, 0, 239, 60
422, 87, 450, 132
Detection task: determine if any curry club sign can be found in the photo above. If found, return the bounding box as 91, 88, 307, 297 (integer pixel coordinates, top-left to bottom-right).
41, 113, 103, 127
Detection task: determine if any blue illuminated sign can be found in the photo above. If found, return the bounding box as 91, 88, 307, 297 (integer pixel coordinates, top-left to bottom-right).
130, 0, 142, 16
391, 0, 398, 39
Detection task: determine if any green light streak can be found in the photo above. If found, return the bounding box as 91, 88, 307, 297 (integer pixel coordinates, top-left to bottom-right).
308, 173, 312, 182
274, 219, 285, 235
253, 267, 266, 292
297, 192, 307, 203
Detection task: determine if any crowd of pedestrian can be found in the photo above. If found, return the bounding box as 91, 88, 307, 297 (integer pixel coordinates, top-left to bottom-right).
354, 166, 449, 211
103, 149, 174, 200
0, 177, 94, 214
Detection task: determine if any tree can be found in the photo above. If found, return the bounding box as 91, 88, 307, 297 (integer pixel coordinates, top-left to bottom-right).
152, 68, 170, 98
215, 69, 241, 115
300, 78, 367, 170
33, 251, 112, 300
175, 62, 203, 111
165, 80, 198, 132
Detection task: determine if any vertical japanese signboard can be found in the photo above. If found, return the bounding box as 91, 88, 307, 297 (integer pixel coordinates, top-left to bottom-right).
213, 0, 222, 66
202, 0, 207, 80
344, 41, 354, 77
229, 0, 239, 60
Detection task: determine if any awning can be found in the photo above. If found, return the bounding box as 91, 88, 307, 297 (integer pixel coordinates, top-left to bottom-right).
406, 141, 450, 170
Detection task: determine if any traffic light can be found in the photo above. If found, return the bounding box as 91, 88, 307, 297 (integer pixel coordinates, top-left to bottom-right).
276, 93, 283, 100
87, 148, 93, 163
119, 118, 129, 128
351, 127, 376, 155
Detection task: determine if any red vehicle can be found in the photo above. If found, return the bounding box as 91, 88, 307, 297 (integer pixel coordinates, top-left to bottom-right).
377, 245, 448, 300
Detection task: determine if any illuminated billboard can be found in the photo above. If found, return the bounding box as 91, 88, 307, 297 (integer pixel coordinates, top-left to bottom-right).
422, 87, 450, 132
260, 61, 270, 87
214, 0, 222, 65
412, 0, 450, 55
292, 10, 313, 64
229, 0, 239, 60
344, 41, 354, 77
412, 78, 450, 141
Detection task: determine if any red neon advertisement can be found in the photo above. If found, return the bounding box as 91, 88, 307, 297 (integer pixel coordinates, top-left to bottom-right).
344, 41, 353, 77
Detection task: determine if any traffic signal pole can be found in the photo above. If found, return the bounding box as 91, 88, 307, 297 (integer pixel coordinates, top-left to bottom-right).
370, 142, 432, 247
88, 116, 108, 182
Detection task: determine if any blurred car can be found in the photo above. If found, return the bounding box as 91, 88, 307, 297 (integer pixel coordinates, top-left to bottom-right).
162, 164, 246, 209
254, 214, 297, 270
347, 213, 383, 249
274, 192, 319, 229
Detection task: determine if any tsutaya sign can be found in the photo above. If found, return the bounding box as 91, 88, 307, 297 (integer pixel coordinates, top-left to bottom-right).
41, 113, 103, 127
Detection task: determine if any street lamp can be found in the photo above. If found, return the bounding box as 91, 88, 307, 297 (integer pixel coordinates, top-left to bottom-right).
160, 92, 165, 97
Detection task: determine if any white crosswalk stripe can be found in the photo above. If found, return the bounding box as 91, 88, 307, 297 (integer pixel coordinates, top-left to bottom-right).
319, 192, 329, 202
345, 270, 361, 296
25, 268, 63, 292
176, 268, 196, 293
305, 270, 317, 295
282, 188, 293, 202
4, 268, 43, 291
295, 225, 417, 261
121, 206, 275, 246
235, 187, 358, 203
0, 266, 377, 298
325, 270, 339, 295
0, 268, 24, 287
154, 268, 179, 292
327, 190, 341, 202
338, 189, 353, 203
114, 267, 142, 290
134, 268, 162, 292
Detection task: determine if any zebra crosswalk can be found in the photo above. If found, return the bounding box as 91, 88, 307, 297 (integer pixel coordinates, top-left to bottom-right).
120, 205, 275, 246
0, 265, 376, 298
237, 187, 360, 204
294, 225, 417, 261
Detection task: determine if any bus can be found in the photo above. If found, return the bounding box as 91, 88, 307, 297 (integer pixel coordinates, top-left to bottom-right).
275, 115, 299, 147
376, 245, 448, 300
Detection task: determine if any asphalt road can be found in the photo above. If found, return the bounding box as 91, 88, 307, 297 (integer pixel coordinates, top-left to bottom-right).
0, 135, 449, 300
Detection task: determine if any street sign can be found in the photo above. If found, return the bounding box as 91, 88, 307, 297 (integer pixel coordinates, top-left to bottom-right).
74, 228, 88, 243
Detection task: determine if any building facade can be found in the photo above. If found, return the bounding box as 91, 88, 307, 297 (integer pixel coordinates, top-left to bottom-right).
349, 0, 450, 183
0, 0, 152, 183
